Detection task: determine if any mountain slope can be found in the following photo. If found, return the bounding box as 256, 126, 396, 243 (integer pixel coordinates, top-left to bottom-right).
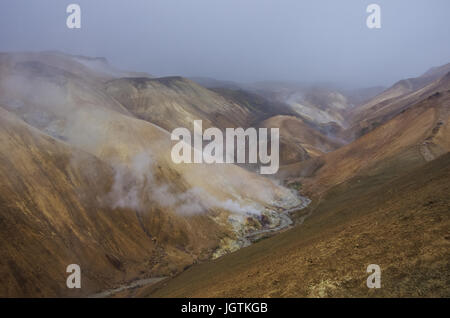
247, 82, 352, 129
259, 115, 343, 164
348, 64, 450, 139
139, 151, 450, 298
0, 52, 302, 296
104, 76, 254, 132
287, 85, 450, 195
0, 106, 161, 297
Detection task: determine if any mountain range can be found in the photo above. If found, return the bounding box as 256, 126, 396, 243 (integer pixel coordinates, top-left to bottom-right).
0, 51, 448, 297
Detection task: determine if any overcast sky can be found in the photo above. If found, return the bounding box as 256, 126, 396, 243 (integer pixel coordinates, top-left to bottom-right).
1, 0, 449, 87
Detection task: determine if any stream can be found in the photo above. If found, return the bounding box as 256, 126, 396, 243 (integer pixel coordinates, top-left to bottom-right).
245, 197, 311, 242
88, 196, 311, 298
88, 277, 166, 298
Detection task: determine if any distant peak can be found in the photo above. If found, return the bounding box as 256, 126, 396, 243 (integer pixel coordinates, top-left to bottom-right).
421, 62, 450, 78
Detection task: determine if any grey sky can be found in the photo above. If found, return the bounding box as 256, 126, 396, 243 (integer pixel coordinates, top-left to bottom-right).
1, 0, 449, 87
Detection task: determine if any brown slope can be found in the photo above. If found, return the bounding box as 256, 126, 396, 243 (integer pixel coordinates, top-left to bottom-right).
0, 51, 296, 210
104, 76, 253, 132
0, 51, 151, 84
250, 83, 352, 128
0, 107, 156, 297
353, 63, 450, 117
259, 115, 343, 165
209, 87, 295, 125
0, 52, 303, 296
348, 64, 450, 139
104, 76, 346, 168
0, 104, 237, 297
0, 53, 135, 121
293, 87, 450, 196
139, 152, 450, 298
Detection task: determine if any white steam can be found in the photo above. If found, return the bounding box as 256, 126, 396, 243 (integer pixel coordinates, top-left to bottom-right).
108, 151, 263, 216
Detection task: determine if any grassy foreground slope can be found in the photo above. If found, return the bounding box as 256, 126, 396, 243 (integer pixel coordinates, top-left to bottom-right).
140, 152, 450, 297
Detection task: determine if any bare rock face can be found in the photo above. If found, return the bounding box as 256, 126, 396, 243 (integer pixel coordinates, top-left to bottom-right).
104, 76, 252, 132
259, 115, 343, 164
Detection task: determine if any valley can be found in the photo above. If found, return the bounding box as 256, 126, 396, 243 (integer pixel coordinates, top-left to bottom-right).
88, 198, 311, 298
0, 51, 448, 298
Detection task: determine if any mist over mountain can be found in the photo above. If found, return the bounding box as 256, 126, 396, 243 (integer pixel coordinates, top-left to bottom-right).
1, 0, 450, 87
0, 49, 448, 297
0, 51, 305, 296
0, 0, 449, 299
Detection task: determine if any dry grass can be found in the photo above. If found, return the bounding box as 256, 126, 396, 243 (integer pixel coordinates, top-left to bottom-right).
140, 153, 450, 297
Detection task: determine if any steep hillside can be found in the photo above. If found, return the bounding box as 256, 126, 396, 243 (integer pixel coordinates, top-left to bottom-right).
286, 88, 450, 195
139, 152, 450, 298
248, 82, 352, 128
188, 77, 242, 90
0, 51, 151, 86
0, 107, 161, 297
104, 76, 254, 132
0, 52, 296, 207
343, 86, 386, 107
116, 76, 347, 167
209, 87, 295, 125
0, 52, 303, 296
259, 115, 343, 164
0, 104, 252, 297
348, 63, 450, 139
